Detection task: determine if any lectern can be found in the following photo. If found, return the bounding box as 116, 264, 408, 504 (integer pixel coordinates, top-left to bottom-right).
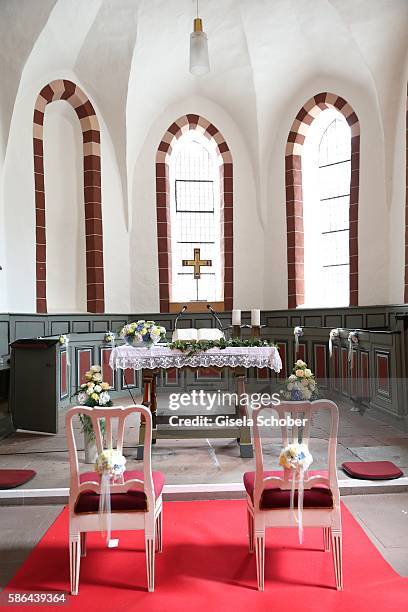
10, 338, 65, 434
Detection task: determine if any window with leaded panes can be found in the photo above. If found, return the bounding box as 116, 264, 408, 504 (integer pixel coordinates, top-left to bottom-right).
169, 131, 222, 303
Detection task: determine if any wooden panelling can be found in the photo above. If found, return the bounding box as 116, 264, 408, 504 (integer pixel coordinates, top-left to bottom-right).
341, 347, 348, 395
332, 345, 339, 391
297, 343, 307, 363
376, 351, 390, 398
366, 313, 386, 329
72, 321, 91, 333
51, 321, 69, 336
345, 314, 364, 329
304, 316, 321, 327
123, 368, 136, 388
93, 320, 110, 332
324, 315, 342, 328
350, 349, 358, 397
164, 368, 179, 386
76, 348, 93, 388
360, 351, 369, 400
15, 320, 46, 340
60, 349, 68, 399
100, 347, 114, 389
313, 343, 327, 380
267, 317, 289, 327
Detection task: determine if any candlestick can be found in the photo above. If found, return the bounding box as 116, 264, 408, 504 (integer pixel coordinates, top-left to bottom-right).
232, 325, 241, 338
251, 326, 261, 338
232, 309, 241, 326
251, 309, 260, 327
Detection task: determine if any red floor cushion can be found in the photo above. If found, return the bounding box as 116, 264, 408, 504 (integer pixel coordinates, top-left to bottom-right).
243, 470, 333, 509
74, 470, 165, 514
0, 469, 36, 489
342, 461, 403, 480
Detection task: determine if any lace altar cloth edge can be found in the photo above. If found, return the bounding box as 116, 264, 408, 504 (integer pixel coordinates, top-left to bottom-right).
109, 345, 282, 373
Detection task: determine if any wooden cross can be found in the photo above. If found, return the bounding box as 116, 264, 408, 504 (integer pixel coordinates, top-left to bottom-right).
182, 248, 212, 279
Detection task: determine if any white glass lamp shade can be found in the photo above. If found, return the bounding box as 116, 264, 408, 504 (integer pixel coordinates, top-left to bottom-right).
189, 30, 210, 75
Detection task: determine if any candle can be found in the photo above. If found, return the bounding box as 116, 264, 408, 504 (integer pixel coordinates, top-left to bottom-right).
232, 309, 241, 326
251, 309, 260, 327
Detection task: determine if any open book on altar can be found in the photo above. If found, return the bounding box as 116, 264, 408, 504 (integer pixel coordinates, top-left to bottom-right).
172, 328, 225, 342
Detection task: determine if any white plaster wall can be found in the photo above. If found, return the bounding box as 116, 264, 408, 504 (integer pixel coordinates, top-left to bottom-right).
129, 95, 263, 313
2, 72, 130, 313
388, 78, 407, 305
0, 0, 407, 314
265, 75, 392, 310
43, 102, 86, 312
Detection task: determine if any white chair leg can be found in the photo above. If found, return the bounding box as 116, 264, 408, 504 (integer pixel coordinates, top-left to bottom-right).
69, 533, 81, 595
156, 511, 163, 553
323, 527, 331, 552
80, 532, 87, 557
247, 509, 254, 553
145, 535, 155, 592
254, 518, 265, 591
331, 529, 343, 590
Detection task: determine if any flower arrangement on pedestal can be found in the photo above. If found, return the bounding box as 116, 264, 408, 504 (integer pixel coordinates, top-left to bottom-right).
120, 320, 166, 347
75, 365, 112, 463
281, 359, 319, 401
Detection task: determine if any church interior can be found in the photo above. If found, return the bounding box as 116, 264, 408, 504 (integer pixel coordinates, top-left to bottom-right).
0, 0, 407, 608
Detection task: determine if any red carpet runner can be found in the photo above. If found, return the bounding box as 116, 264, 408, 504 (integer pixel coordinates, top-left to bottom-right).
5, 500, 408, 611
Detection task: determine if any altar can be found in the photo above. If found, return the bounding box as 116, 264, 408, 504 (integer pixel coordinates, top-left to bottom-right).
109, 344, 282, 458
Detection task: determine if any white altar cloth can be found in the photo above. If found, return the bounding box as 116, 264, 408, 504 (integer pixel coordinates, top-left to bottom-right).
109, 344, 282, 372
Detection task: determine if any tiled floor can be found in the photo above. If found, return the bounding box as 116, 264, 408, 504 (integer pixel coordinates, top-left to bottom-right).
0, 494, 407, 590
0, 394, 407, 488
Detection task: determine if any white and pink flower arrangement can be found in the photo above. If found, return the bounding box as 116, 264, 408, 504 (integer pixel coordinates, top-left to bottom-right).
282, 359, 319, 401
120, 320, 166, 346
76, 365, 112, 408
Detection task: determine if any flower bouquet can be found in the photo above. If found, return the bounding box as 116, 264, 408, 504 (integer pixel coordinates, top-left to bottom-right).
75, 365, 112, 461
120, 320, 166, 347
281, 360, 319, 401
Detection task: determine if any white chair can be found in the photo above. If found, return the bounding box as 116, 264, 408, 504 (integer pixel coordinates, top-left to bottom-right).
244, 400, 342, 590
66, 405, 164, 594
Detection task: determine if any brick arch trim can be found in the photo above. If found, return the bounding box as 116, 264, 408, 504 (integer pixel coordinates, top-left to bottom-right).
156, 114, 233, 312
33, 79, 104, 314
285, 92, 360, 308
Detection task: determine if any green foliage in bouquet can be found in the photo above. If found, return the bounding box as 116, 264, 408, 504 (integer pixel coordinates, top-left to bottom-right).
169, 337, 276, 357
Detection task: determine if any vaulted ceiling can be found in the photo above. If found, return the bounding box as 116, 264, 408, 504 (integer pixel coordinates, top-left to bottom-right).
1, 0, 407, 196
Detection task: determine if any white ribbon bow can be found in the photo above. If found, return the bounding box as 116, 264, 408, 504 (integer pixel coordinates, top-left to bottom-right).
347, 331, 359, 370
279, 443, 313, 543
293, 327, 303, 358
329, 328, 340, 358
95, 449, 126, 546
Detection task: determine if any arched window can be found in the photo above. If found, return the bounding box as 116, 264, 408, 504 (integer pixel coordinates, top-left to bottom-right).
285, 93, 360, 309
170, 131, 222, 303
303, 109, 351, 306
156, 114, 233, 313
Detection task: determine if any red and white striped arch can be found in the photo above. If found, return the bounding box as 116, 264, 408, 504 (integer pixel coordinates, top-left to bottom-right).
156, 114, 233, 312
285, 92, 360, 309
33, 79, 105, 314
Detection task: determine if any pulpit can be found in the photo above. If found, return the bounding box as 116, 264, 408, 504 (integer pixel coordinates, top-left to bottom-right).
0, 362, 12, 439
9, 338, 63, 434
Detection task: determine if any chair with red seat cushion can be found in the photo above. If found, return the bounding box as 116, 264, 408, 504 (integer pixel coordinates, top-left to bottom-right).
244, 400, 342, 591
75, 470, 165, 513
66, 405, 164, 594
243, 470, 333, 509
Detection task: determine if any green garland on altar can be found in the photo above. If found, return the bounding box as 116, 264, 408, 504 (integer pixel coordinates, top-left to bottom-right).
169, 337, 276, 356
